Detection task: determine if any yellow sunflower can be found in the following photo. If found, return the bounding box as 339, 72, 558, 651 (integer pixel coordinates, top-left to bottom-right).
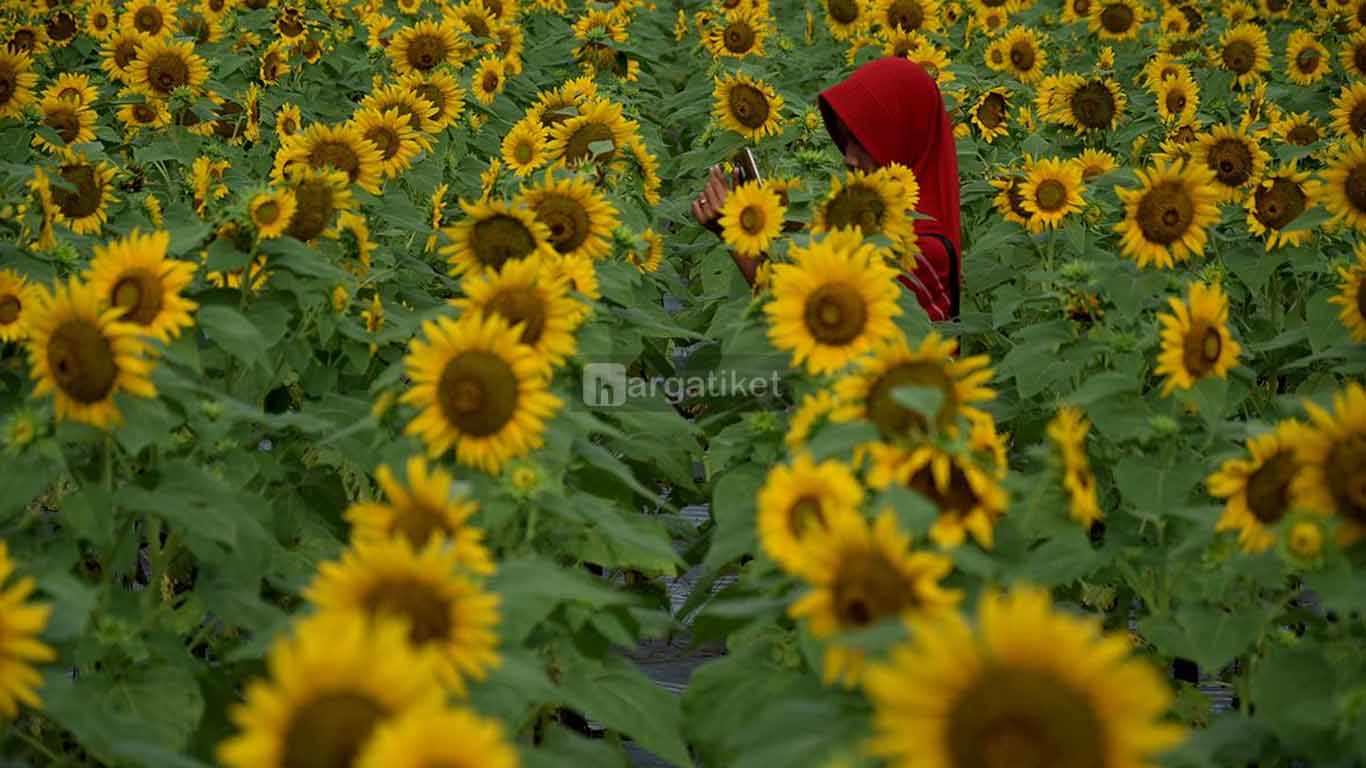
1321, 138, 1366, 232
451, 254, 583, 373
813, 169, 916, 242
986, 27, 1047, 84
305, 537, 501, 694
703, 7, 771, 58
517, 171, 620, 261
32, 97, 96, 154
1245, 164, 1319, 250
217, 612, 445, 768
1332, 82, 1366, 140
764, 230, 903, 375
442, 198, 557, 276
356, 707, 520, 768
863, 586, 1185, 768
388, 18, 465, 75
249, 189, 297, 240
544, 98, 637, 168
1219, 23, 1271, 87
1041, 74, 1126, 134
1343, 29, 1366, 80
1330, 241, 1366, 342
1274, 112, 1321, 148
720, 181, 785, 258
1019, 157, 1085, 233
86, 0, 118, 40
258, 40, 291, 85
1292, 382, 1366, 545
281, 166, 355, 242
32, 158, 119, 236
402, 311, 562, 474
1208, 421, 1306, 554
991, 172, 1033, 227
274, 122, 385, 195
824, 0, 870, 39
1155, 281, 1242, 396
626, 228, 665, 273
0, 270, 37, 343
1048, 406, 1102, 528
971, 88, 1010, 143
1153, 68, 1199, 124
121, 0, 176, 37
876, 0, 942, 32
785, 389, 839, 451
345, 456, 492, 568
712, 72, 784, 141
878, 445, 1009, 548
1074, 148, 1118, 180
1286, 30, 1331, 85
756, 453, 864, 577
0, 542, 55, 720
128, 37, 208, 100
788, 511, 961, 686
352, 107, 425, 179
85, 230, 197, 344
24, 278, 157, 428
399, 70, 466, 131
472, 56, 506, 106
1190, 124, 1268, 203
547, 252, 601, 314
0, 51, 39, 119
1114, 157, 1220, 269
501, 118, 549, 177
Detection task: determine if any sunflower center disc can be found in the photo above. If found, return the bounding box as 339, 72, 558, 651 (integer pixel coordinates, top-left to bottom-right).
0, 67, 15, 103
831, 550, 915, 627
535, 195, 590, 253
183, 14, 210, 43
888, 0, 924, 30
825, 184, 887, 234
47, 319, 118, 404
1254, 178, 1306, 230
47, 12, 76, 40
148, 52, 189, 95
1035, 180, 1067, 211
255, 200, 281, 226
740, 206, 764, 233
413, 83, 445, 116
1356, 279, 1366, 322
1208, 138, 1253, 188
1166, 92, 1186, 115
1223, 40, 1254, 73
946, 667, 1104, 768
1099, 2, 1134, 32
437, 349, 519, 437
1286, 122, 1318, 145
0, 296, 20, 325
286, 180, 335, 241
134, 6, 162, 33
278, 13, 304, 37
10, 29, 36, 52
1006, 179, 1030, 219
514, 141, 534, 164
1136, 180, 1194, 245
867, 360, 954, 436
409, 35, 445, 71
391, 505, 447, 548
55, 164, 101, 219
363, 580, 453, 644
803, 282, 868, 345
1245, 451, 1297, 525
1070, 82, 1115, 129
1346, 163, 1366, 214
1009, 42, 1034, 71
1297, 48, 1321, 73
44, 106, 80, 143
488, 287, 548, 345
978, 93, 1007, 128
472, 215, 537, 269
728, 84, 771, 130
366, 126, 399, 159
1326, 435, 1366, 522
1181, 323, 1221, 377
1351, 102, 1366, 137
909, 463, 978, 518
828, 0, 860, 23
281, 693, 388, 768
1354, 45, 1366, 76
724, 21, 755, 53
787, 496, 826, 538
111, 269, 165, 326
1072, 0, 1091, 15
309, 140, 361, 180
482, 71, 499, 93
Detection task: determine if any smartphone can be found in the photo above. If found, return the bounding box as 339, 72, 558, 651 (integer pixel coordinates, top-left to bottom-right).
733, 148, 762, 185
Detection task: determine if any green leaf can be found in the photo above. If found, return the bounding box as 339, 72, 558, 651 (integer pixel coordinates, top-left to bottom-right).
703, 464, 764, 570
1138, 603, 1266, 670
890, 384, 944, 426
557, 652, 693, 767
1249, 647, 1339, 751
42, 662, 205, 759
198, 304, 268, 369
35, 570, 98, 641
805, 421, 879, 462
491, 557, 637, 645
521, 726, 630, 768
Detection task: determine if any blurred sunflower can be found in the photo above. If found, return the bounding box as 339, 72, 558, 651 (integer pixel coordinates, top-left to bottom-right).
974, 6, 1009, 35
0, 542, 54, 720
1158, 5, 1191, 35
32, 157, 118, 236
886, 445, 1008, 548
1142, 52, 1190, 85
86, 230, 197, 344
1209, 421, 1306, 553
121, 0, 175, 37
32, 97, 96, 153
756, 453, 864, 576
388, 19, 464, 75
500, 119, 548, 177
443, 198, 556, 276
352, 107, 425, 179
1292, 382, 1366, 544
1276, 111, 1322, 147
356, 708, 520, 768
813, 169, 915, 241
703, 7, 771, 58
1286, 30, 1330, 85
1114, 157, 1220, 269
876, 0, 942, 32
1153, 68, 1199, 124
765, 230, 903, 375
863, 587, 1184, 768
1190, 124, 1267, 203
883, 27, 930, 57
518, 172, 619, 260
5, 23, 47, 57
217, 612, 444, 768
305, 538, 501, 694
1089, 0, 1147, 40
905, 40, 954, 85
128, 38, 208, 99
789, 511, 960, 686
1048, 406, 1101, 528
1155, 280, 1241, 395
453, 0, 499, 40
712, 72, 784, 140
626, 229, 664, 273
1330, 242, 1366, 341
1074, 148, 1117, 180
472, 56, 507, 105
971, 88, 1010, 142
401, 312, 562, 474
248, 189, 296, 240
990, 172, 1032, 227
86, 0, 117, 39
258, 40, 291, 84
986, 27, 1047, 83
363, 84, 438, 135
1218, 23, 1270, 87
1019, 156, 1085, 232
545, 98, 635, 167
1332, 81, 1366, 140
452, 254, 582, 372
0, 271, 35, 343
825, 0, 870, 39
1245, 163, 1318, 250
274, 122, 385, 194
282, 166, 354, 242
546, 252, 601, 313
494, 25, 525, 74
720, 180, 786, 257
1321, 138, 1366, 231
24, 278, 156, 428
399, 70, 466, 130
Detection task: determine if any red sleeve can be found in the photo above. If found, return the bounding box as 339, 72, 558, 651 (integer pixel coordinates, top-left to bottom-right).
896, 237, 952, 321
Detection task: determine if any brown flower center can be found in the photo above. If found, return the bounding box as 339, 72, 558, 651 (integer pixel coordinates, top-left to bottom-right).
1008, 41, 1035, 72
406, 32, 448, 71
411, 83, 446, 118
723, 20, 756, 52
803, 282, 868, 346
471, 214, 538, 269
1325, 434, 1366, 523
487, 286, 548, 346
1245, 450, 1297, 525
946, 667, 1104, 768
47, 319, 118, 404
1099, 2, 1135, 33
110, 269, 165, 326
53, 163, 102, 219
1344, 162, 1366, 214
1178, 4, 1203, 30
1206, 137, 1254, 189
831, 549, 917, 627
362, 580, 452, 644
437, 349, 519, 437
365, 125, 400, 160
146, 51, 190, 96
1252, 178, 1307, 230
1357, 279, 1366, 322
1034, 179, 1068, 211
1296, 47, 1322, 74
281, 693, 388, 768
1069, 81, 1115, 130
286, 179, 337, 241
727, 83, 772, 130
1136, 180, 1194, 245
278, 11, 304, 37
739, 205, 765, 233
828, 0, 860, 23
114, 39, 139, 69
1222, 40, 1255, 74
463, 12, 490, 37
532, 193, 589, 254
308, 140, 361, 180
254, 199, 282, 226
787, 496, 825, 538
43, 104, 81, 143
1350, 100, 1366, 137
0, 295, 21, 325
481, 71, 500, 93
824, 183, 888, 234
47, 11, 77, 41
866, 360, 956, 436
909, 463, 979, 520
133, 5, 164, 34
886, 0, 925, 30
977, 92, 1007, 129
1164, 90, 1187, 116
1181, 322, 1223, 377
8, 28, 36, 54
0, 63, 17, 105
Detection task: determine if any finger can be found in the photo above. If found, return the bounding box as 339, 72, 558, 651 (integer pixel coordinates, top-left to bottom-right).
692, 200, 707, 225
706, 176, 727, 207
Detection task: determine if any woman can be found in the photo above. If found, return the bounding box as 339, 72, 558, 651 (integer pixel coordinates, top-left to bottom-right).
692, 57, 962, 322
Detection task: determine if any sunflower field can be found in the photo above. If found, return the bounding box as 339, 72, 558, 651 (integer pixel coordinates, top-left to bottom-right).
1, 0, 1366, 764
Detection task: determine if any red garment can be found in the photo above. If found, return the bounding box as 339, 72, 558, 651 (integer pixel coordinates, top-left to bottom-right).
818, 57, 962, 321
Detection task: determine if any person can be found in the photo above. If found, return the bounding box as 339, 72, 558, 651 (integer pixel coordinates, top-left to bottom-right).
692, 57, 962, 322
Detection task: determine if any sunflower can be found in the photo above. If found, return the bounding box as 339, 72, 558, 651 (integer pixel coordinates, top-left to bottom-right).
248, 189, 296, 240
344, 457, 491, 567
1114, 157, 1220, 269
765, 230, 903, 375
712, 72, 784, 141
890, 441, 1009, 546
258, 40, 291, 84
1285, 30, 1331, 85
0, 270, 36, 343
1292, 382, 1366, 544
471, 56, 506, 106
0, 542, 54, 720
399, 70, 466, 131
1155, 281, 1241, 396
1019, 157, 1085, 233
991, 173, 1032, 227
1332, 82, 1366, 141
1043, 74, 1126, 133
831, 333, 991, 445
825, 0, 870, 39
282, 166, 354, 242
1189, 125, 1268, 204
986, 27, 1047, 83
719, 181, 786, 258
545, 98, 636, 167
756, 454, 864, 577
905, 40, 954, 86
274, 123, 385, 195
402, 312, 562, 474
442, 198, 557, 277
1074, 148, 1117, 180
626, 228, 664, 273
1331, 242, 1366, 341
127, 37, 208, 101
703, 7, 771, 57
518, 172, 619, 261
32, 158, 118, 236
547, 252, 601, 311
971, 88, 1010, 142
1047, 406, 1102, 528
864, 586, 1185, 768
1245, 164, 1318, 250
1089, 0, 1147, 39
1218, 23, 1270, 87
358, 707, 521, 768
121, 0, 175, 37
1154, 69, 1199, 124
178, 9, 222, 44
813, 169, 915, 242
451, 255, 582, 373
974, 6, 1009, 34
32, 97, 96, 154
876, 0, 943, 32
494, 24, 525, 73
361, 85, 436, 137
389, 19, 465, 75
43, 73, 97, 109
85, 230, 197, 344
217, 612, 444, 768
351, 107, 424, 179
1208, 421, 1306, 553
1321, 138, 1366, 231
24, 278, 156, 429
86, 0, 118, 39
0, 51, 38, 119
500, 119, 548, 177
1158, 5, 1190, 34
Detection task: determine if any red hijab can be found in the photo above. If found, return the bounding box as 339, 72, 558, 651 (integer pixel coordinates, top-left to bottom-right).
818, 57, 962, 257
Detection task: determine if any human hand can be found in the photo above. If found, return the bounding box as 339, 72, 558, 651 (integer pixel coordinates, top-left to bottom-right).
690, 165, 734, 233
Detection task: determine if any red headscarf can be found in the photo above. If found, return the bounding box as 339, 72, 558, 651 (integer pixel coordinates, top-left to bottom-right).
818, 57, 962, 258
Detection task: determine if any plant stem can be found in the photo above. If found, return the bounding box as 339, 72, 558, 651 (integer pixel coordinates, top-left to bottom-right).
10, 726, 61, 764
